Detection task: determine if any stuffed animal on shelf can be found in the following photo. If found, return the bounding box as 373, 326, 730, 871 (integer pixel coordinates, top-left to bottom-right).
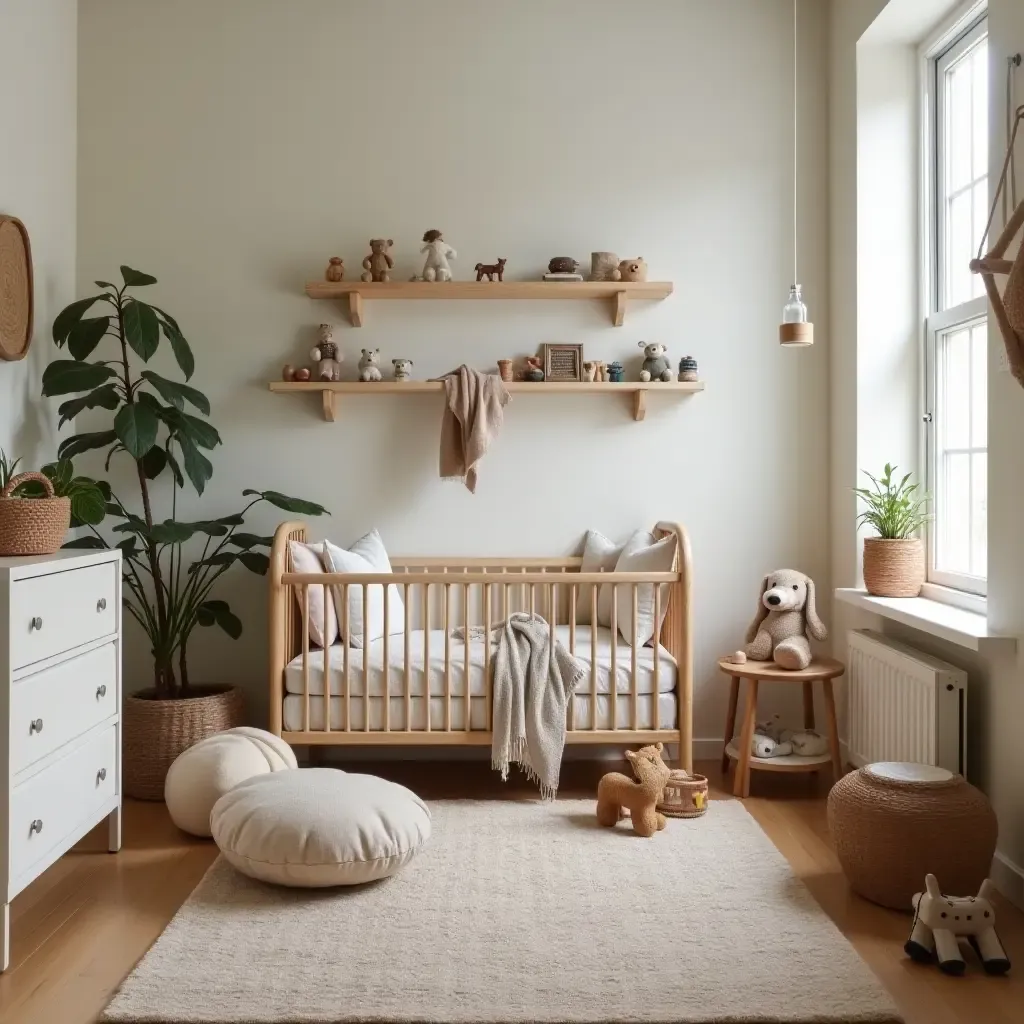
417, 229, 456, 282
310, 324, 343, 382
638, 341, 672, 382
596, 742, 671, 838
358, 348, 382, 382
744, 569, 826, 670
392, 358, 414, 381
905, 874, 1011, 976
361, 238, 394, 283
751, 723, 793, 759
618, 257, 648, 282
749, 715, 828, 758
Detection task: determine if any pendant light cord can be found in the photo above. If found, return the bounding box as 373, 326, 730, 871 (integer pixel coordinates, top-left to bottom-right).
1006, 53, 1020, 221
792, 0, 799, 286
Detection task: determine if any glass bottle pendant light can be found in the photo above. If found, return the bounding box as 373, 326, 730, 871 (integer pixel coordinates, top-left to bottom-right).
780, 0, 813, 347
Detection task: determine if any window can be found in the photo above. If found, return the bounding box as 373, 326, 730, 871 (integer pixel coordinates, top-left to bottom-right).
925, 14, 988, 597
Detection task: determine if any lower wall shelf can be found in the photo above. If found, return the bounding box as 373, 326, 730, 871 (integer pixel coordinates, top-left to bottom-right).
268, 379, 705, 422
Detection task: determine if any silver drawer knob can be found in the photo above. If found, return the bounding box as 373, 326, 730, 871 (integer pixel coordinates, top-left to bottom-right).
29, 616, 42, 631
29, 819, 43, 835
97, 598, 107, 612
96, 684, 107, 699
29, 718, 43, 734
97, 768, 107, 783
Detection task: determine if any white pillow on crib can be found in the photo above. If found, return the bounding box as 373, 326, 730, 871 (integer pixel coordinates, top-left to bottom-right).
610, 532, 677, 647
288, 541, 338, 648
576, 529, 623, 626
595, 529, 654, 627
324, 531, 405, 647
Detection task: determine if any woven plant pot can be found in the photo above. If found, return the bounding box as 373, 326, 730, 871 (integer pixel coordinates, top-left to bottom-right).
123, 685, 244, 800
862, 537, 924, 597
0, 472, 70, 556
828, 763, 997, 910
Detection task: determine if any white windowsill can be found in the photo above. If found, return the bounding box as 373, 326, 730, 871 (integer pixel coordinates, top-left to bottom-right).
834, 588, 1015, 652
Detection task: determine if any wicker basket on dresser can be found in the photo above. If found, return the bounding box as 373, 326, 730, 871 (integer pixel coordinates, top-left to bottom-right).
0, 549, 122, 971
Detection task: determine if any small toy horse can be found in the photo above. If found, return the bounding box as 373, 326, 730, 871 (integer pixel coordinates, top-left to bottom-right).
475, 258, 507, 282
596, 743, 671, 838
905, 874, 1011, 976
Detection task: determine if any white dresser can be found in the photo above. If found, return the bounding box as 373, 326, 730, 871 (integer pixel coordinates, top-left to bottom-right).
0, 549, 122, 971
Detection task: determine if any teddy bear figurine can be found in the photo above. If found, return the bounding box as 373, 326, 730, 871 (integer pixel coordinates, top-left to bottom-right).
743, 569, 827, 670
392, 358, 414, 381
361, 239, 394, 283
359, 348, 382, 382
310, 324, 343, 382
618, 257, 648, 282
638, 341, 673, 382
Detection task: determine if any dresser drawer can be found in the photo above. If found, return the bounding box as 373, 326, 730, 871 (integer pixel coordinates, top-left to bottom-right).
9, 725, 117, 882
11, 643, 117, 773
10, 562, 117, 669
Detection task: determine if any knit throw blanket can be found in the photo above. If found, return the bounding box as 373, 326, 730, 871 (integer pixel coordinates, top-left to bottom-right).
436, 365, 510, 493
457, 614, 585, 799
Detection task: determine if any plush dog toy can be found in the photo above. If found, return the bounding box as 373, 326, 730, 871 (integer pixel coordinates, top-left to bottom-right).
750, 714, 828, 758
744, 569, 826, 670
596, 743, 671, 837
906, 874, 1011, 976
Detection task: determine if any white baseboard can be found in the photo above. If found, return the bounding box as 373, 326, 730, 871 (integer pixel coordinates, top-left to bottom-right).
991, 851, 1024, 911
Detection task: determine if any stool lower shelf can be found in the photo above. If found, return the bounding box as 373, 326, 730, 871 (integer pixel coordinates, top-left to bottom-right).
724, 741, 833, 773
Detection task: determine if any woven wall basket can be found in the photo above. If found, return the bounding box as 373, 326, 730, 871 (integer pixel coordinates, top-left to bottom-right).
0, 472, 70, 556
123, 685, 244, 800
827, 763, 997, 910
862, 537, 924, 598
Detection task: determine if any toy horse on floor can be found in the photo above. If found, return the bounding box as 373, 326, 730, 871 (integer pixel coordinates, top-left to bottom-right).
596, 743, 671, 838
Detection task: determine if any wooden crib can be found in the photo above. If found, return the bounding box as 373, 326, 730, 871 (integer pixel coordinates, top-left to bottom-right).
268, 521, 693, 770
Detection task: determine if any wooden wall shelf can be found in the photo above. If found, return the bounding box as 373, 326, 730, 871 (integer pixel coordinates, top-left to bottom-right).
304, 280, 673, 327
269, 379, 704, 422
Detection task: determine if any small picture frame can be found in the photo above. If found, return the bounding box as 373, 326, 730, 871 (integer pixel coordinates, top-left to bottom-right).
542, 343, 583, 382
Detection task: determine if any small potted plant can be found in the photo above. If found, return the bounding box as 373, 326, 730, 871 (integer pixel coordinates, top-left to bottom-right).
855, 464, 931, 597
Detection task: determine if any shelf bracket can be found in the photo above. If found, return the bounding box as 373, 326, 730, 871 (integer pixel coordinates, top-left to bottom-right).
632, 390, 647, 422
348, 291, 364, 328
612, 290, 627, 327
322, 390, 337, 422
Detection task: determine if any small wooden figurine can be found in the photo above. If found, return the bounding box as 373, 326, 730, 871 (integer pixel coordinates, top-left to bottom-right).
418, 229, 456, 282
310, 324, 343, 382
282, 364, 296, 382
678, 356, 699, 382
359, 348, 383, 382
607, 361, 625, 382
293, 367, 311, 382
361, 239, 394, 283
583, 360, 608, 382
547, 256, 580, 275
325, 257, 345, 282
475, 258, 507, 282
618, 257, 647, 282
392, 358, 414, 381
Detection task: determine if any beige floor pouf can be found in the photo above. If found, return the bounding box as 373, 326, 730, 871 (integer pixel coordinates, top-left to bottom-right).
827, 762, 997, 909
211, 769, 431, 887
164, 727, 297, 837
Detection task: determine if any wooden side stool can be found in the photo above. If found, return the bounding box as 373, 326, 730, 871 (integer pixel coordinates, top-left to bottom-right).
717, 656, 845, 797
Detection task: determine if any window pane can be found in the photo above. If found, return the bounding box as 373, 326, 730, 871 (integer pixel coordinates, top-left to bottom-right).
947, 191, 974, 306
942, 328, 971, 449
971, 322, 987, 447
946, 59, 973, 191
972, 184, 989, 298
972, 41, 988, 180
971, 452, 987, 578
939, 452, 971, 574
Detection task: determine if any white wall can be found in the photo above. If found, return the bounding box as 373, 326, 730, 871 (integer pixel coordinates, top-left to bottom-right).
77, 0, 830, 737
0, 0, 78, 466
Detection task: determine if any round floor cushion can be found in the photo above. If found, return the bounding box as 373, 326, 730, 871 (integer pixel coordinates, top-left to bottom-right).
210, 769, 431, 887
164, 727, 297, 837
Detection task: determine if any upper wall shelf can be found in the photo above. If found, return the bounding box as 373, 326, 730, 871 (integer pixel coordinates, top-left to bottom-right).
304, 280, 674, 327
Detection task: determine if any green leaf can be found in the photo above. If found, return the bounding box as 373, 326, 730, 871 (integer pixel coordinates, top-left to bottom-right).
164, 446, 185, 488
41, 360, 116, 397
140, 370, 210, 414
150, 520, 196, 544
114, 403, 159, 459
122, 299, 160, 361
197, 600, 242, 639
241, 489, 328, 516
140, 445, 167, 480
116, 536, 138, 557
57, 383, 121, 428
62, 536, 108, 550
161, 320, 194, 381
175, 411, 220, 450
120, 266, 157, 287
95, 280, 116, 289
227, 532, 273, 549
238, 551, 269, 575
58, 429, 118, 461
178, 436, 213, 495
189, 551, 239, 572
67, 316, 110, 361
67, 480, 107, 526
52, 295, 103, 345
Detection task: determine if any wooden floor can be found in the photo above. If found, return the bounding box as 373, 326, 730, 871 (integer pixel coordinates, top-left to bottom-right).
1, 761, 1022, 1024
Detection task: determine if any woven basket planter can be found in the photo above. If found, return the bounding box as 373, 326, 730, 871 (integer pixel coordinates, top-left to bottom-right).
657, 770, 709, 818
0, 472, 70, 556
862, 537, 924, 597
123, 685, 244, 800
827, 763, 996, 910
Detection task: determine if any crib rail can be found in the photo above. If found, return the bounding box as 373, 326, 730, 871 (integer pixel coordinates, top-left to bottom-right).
268, 522, 693, 770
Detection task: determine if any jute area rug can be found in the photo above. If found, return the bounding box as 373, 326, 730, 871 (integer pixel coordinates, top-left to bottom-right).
103, 799, 901, 1024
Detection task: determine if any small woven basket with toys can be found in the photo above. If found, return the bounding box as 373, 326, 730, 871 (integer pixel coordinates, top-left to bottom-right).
657, 770, 709, 819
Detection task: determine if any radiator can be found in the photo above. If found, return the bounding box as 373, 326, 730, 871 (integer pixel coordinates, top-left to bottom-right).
846, 629, 967, 776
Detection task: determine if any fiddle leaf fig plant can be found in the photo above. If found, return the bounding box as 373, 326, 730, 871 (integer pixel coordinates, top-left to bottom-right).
43, 266, 327, 698
855, 463, 931, 539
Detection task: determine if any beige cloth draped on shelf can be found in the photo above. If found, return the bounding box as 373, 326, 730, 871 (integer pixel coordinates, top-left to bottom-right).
436, 365, 510, 493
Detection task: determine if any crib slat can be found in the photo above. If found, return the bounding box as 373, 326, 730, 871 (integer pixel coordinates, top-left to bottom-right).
632, 583, 639, 731
323, 585, 331, 735
424, 583, 431, 733
530, 581, 536, 619
464, 582, 471, 733
363, 586, 370, 732
590, 587, 598, 730
404, 583, 411, 731
383, 582, 391, 733
611, 585, 618, 731
654, 586, 661, 729
568, 581, 576, 733
485, 582, 493, 731
444, 583, 451, 732
343, 584, 350, 732
302, 586, 310, 733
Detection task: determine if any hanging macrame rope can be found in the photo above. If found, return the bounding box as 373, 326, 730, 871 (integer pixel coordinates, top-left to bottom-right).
1002, 54, 1020, 223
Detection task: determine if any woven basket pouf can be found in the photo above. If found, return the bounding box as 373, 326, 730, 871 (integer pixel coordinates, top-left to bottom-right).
827, 762, 996, 910
657, 770, 708, 818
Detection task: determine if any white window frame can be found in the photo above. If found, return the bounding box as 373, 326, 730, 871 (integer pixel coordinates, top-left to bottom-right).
921, 5, 989, 606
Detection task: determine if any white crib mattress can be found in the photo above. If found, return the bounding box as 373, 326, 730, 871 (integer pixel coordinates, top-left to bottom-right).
284, 625, 677, 699
282, 692, 678, 733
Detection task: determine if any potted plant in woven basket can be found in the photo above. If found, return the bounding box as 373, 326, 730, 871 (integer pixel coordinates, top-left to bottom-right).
43, 266, 327, 799
0, 451, 106, 555
856, 464, 931, 598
